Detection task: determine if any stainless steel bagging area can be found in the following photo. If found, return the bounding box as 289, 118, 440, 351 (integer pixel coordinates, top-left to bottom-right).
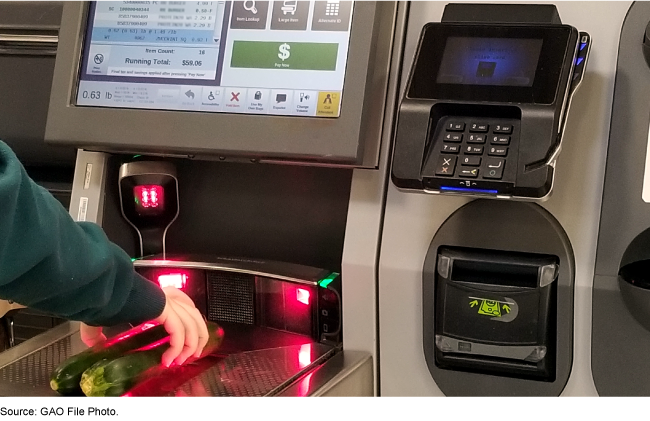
0, 321, 372, 397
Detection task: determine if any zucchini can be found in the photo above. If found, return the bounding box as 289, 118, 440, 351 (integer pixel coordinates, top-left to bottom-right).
50, 322, 168, 396
80, 321, 224, 397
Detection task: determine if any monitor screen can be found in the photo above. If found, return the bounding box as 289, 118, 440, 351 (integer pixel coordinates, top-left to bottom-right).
406, 24, 573, 104
436, 37, 543, 87
75, 1, 354, 118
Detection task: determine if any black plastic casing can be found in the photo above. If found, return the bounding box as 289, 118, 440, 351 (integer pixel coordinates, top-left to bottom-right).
391, 20, 579, 199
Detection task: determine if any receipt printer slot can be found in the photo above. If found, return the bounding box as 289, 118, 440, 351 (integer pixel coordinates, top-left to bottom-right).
434, 247, 558, 381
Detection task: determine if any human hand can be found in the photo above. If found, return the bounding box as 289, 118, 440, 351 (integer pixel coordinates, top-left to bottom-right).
80, 323, 106, 347
154, 287, 209, 367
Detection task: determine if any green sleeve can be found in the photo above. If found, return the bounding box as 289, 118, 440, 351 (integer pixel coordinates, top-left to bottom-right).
0, 140, 166, 326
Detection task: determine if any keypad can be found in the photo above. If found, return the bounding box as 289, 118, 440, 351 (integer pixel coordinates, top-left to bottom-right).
427, 117, 518, 182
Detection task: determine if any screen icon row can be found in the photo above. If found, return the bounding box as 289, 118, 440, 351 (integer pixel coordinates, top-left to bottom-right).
201, 87, 340, 117
76, 81, 341, 118
231, 1, 353, 32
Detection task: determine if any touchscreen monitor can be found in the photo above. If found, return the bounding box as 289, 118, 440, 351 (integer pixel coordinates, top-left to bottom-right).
75, 1, 354, 118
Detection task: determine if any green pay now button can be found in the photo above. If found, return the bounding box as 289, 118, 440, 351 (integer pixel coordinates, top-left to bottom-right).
231, 41, 339, 71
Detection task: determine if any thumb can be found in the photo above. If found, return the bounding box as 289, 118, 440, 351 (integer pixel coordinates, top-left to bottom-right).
80, 323, 106, 347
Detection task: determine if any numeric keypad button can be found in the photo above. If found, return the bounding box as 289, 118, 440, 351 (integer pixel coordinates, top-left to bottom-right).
443, 133, 463, 142
488, 146, 508, 156
461, 156, 481, 166
490, 135, 510, 145
441, 144, 460, 154
469, 123, 489, 132
446, 121, 465, 131
493, 124, 513, 134
467, 134, 485, 144
464, 145, 484, 155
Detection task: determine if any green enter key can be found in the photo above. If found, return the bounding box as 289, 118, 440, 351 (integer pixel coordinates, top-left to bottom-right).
231, 41, 339, 71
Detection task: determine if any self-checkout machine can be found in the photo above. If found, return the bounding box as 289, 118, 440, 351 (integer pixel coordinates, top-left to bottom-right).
591, 1, 650, 396
0, 1, 407, 396
378, 2, 630, 396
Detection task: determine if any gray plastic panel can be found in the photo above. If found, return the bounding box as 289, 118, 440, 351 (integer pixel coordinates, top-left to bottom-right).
591, 276, 650, 395
0, 1, 62, 28
593, 2, 650, 278
592, 1, 650, 395
0, 1, 76, 167
423, 199, 574, 396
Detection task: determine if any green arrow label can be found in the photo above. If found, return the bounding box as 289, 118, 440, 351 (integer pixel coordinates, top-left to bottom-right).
478, 300, 501, 317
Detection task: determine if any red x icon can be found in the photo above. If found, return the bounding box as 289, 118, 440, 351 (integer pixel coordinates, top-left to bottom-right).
230, 92, 240, 102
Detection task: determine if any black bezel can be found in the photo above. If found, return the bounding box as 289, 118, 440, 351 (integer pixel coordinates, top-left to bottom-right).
407, 23, 574, 105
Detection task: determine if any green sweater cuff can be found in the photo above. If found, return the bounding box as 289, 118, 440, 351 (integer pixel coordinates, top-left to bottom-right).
90, 272, 166, 326
0, 140, 166, 327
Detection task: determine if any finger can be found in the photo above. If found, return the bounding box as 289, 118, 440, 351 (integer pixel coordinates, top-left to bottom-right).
80, 324, 105, 347
169, 301, 199, 365
175, 301, 209, 358
193, 308, 209, 358
158, 287, 207, 363
165, 289, 207, 358
160, 308, 185, 368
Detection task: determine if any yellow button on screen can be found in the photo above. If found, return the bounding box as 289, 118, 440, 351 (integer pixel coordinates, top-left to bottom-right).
316, 91, 341, 117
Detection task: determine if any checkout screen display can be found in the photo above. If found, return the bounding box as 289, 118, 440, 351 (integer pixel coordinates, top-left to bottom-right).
436, 37, 543, 87
75, 1, 354, 118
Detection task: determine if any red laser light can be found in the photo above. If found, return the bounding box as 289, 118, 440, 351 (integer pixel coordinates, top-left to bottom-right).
296, 288, 310, 305
157, 273, 188, 289
105, 322, 159, 346
299, 343, 312, 368
134, 185, 164, 213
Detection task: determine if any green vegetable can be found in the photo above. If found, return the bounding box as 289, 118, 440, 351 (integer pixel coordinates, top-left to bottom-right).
80, 321, 225, 397
49, 322, 168, 396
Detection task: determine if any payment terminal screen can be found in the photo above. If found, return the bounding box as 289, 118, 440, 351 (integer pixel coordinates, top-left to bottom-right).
436, 37, 543, 87
76, 1, 354, 118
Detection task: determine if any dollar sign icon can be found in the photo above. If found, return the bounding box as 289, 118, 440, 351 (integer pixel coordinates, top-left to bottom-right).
278, 43, 291, 61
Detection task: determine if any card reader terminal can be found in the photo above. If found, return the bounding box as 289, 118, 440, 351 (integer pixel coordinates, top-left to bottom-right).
392, 21, 590, 200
